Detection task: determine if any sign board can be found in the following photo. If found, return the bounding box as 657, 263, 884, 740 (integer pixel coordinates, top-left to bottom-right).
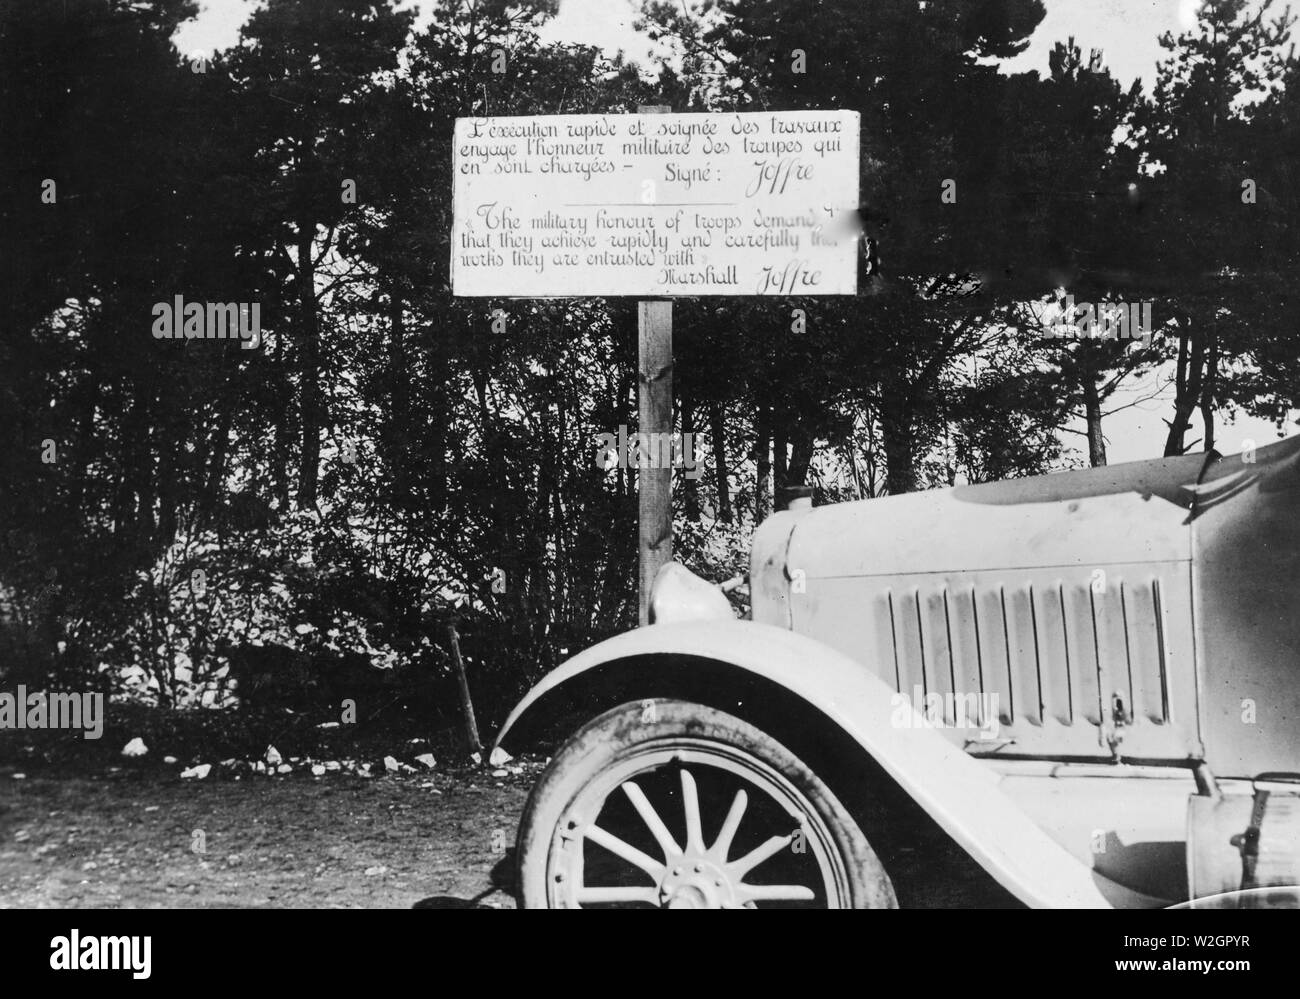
451, 110, 860, 297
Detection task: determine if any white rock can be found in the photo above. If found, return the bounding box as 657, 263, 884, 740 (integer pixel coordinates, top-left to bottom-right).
12, 773, 26, 780
469, 752, 482, 765
253, 761, 267, 773
414, 753, 437, 770
491, 768, 508, 778
311, 764, 326, 776
364, 865, 387, 876
121, 738, 148, 758
82, 861, 97, 871
324, 761, 341, 772
163, 756, 177, 764
488, 747, 513, 766
383, 756, 399, 772
180, 763, 211, 779
264, 745, 282, 765
276, 764, 292, 774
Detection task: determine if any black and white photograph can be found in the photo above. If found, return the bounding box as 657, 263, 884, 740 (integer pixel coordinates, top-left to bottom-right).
0, 0, 1297, 965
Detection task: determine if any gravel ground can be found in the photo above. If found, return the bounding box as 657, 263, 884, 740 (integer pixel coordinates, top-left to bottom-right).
0, 768, 531, 909
0, 698, 1020, 909
0, 763, 1021, 909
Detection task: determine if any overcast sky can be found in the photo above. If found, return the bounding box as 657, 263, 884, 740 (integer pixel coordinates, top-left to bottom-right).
172, 0, 1291, 466
175, 0, 1211, 89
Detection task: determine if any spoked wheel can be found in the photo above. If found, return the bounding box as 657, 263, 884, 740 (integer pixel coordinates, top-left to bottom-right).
516, 699, 897, 909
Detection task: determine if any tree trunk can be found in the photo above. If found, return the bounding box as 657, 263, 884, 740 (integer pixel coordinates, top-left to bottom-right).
387, 288, 409, 505
204, 403, 234, 532
1200, 325, 1218, 453
754, 403, 771, 522
773, 407, 789, 495
68, 376, 100, 524
789, 428, 815, 488
427, 319, 448, 512
709, 400, 731, 523
274, 346, 292, 510
1164, 325, 1205, 457
156, 415, 176, 542
880, 379, 917, 494
680, 387, 700, 522
296, 215, 321, 509
1083, 375, 1107, 467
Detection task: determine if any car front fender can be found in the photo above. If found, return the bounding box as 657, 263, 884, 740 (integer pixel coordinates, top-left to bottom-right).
495, 619, 1152, 909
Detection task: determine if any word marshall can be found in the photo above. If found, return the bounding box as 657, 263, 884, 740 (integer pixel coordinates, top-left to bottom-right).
50, 931, 151, 979
0, 686, 103, 740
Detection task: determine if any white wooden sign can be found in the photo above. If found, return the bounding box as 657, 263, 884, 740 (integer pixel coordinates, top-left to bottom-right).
451, 110, 860, 297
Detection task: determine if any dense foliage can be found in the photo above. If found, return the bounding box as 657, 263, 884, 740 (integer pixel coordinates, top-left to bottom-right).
2, 0, 1297, 731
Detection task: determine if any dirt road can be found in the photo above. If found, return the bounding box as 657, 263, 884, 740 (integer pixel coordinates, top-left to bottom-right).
1, 761, 1017, 909
1, 770, 530, 908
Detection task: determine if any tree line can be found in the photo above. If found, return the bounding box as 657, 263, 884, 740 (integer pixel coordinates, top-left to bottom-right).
1, 0, 1297, 725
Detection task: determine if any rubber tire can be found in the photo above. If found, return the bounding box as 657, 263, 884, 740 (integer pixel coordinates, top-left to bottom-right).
516, 698, 898, 908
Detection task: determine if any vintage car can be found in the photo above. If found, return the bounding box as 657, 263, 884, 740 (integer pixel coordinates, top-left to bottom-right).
494, 437, 1300, 908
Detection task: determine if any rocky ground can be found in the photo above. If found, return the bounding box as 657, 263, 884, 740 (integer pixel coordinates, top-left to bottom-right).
0, 702, 540, 908
0, 705, 1018, 909
1, 764, 534, 908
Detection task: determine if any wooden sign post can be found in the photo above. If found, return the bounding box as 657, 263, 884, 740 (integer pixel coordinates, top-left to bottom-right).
445, 618, 482, 755
450, 106, 860, 625
637, 105, 672, 626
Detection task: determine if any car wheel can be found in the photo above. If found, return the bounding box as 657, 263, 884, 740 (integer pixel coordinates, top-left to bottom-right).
515, 698, 897, 908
